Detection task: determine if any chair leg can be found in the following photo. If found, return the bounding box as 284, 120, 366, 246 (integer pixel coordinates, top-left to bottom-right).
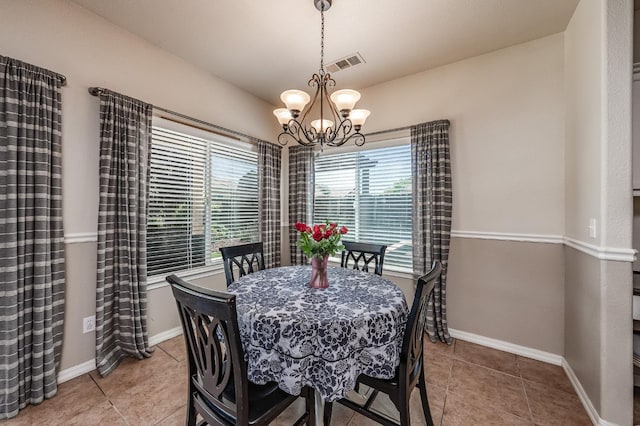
186, 392, 198, 426
306, 387, 316, 426
398, 398, 411, 426
418, 370, 434, 426
323, 401, 333, 426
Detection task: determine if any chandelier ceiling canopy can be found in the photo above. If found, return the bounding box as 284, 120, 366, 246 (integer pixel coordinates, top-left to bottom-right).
274, 0, 370, 150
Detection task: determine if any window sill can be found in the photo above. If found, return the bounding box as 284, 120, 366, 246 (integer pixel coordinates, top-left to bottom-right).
147, 266, 224, 291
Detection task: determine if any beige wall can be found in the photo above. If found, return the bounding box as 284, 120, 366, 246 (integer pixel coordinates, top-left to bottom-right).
448, 239, 564, 355
563, 0, 633, 424
0, 0, 279, 371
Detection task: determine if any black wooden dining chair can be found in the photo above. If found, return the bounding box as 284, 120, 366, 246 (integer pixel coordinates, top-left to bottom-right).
340, 241, 388, 276
323, 261, 442, 426
166, 274, 314, 426
219, 242, 265, 287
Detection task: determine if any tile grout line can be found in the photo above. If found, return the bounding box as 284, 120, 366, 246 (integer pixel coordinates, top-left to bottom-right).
517, 357, 535, 424
439, 339, 455, 425
88, 372, 131, 425
154, 341, 181, 363
152, 405, 185, 426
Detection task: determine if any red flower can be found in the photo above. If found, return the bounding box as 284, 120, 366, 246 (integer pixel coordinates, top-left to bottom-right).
295, 220, 347, 259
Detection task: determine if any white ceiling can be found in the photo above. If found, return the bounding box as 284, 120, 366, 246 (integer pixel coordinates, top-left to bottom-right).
70, 0, 579, 105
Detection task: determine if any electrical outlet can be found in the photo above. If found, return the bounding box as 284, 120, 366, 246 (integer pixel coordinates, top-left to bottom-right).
83, 315, 96, 333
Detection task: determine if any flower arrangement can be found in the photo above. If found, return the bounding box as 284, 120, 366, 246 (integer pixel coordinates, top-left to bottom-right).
294, 221, 348, 259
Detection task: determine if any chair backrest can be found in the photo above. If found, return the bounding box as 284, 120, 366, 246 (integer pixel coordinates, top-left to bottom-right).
340, 241, 388, 275
219, 242, 265, 287
399, 261, 441, 390
166, 274, 251, 424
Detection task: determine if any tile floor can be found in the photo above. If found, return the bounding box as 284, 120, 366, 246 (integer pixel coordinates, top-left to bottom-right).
2, 336, 591, 425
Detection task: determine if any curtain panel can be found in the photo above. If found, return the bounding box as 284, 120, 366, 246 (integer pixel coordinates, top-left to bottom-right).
411, 119, 453, 344
95, 90, 153, 376
258, 140, 282, 269
288, 146, 314, 265
0, 56, 65, 419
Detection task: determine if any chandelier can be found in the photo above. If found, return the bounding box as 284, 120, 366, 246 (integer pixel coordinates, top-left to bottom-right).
273, 0, 370, 149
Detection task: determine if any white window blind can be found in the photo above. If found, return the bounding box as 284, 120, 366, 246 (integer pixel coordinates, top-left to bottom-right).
313, 143, 413, 271
147, 125, 258, 277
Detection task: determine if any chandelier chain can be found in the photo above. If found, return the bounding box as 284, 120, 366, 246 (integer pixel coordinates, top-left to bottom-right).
320, 8, 325, 73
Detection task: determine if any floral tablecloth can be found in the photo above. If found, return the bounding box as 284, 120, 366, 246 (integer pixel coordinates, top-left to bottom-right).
227, 266, 408, 401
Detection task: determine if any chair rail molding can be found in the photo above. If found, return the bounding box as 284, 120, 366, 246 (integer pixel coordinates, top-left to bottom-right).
451, 230, 636, 262
563, 236, 636, 262
64, 232, 98, 244
451, 230, 563, 244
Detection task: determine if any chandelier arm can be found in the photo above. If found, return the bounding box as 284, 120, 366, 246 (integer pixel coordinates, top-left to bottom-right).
299, 73, 323, 125
321, 73, 340, 127
285, 118, 320, 146
278, 128, 315, 147
327, 128, 365, 147
277, 131, 296, 146
327, 117, 353, 143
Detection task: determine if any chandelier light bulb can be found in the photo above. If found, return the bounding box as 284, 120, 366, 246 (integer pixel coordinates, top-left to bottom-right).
273, 108, 292, 126
349, 109, 371, 127
280, 90, 310, 113
311, 119, 334, 133
330, 89, 361, 113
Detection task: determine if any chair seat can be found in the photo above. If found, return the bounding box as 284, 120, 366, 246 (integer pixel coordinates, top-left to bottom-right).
191, 375, 279, 403
195, 376, 301, 425
357, 372, 398, 395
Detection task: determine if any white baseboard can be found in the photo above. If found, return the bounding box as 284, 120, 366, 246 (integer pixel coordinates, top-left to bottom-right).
448, 328, 563, 365
56, 326, 183, 384
148, 326, 183, 347
57, 359, 96, 384
561, 359, 617, 426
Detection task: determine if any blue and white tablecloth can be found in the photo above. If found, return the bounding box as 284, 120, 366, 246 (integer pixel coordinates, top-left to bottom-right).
227, 266, 408, 401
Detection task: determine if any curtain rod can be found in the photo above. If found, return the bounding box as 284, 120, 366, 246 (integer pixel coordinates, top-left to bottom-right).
0, 56, 67, 86
364, 119, 451, 137
88, 86, 260, 143
364, 125, 413, 137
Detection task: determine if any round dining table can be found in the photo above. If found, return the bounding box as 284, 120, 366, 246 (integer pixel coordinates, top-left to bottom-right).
227, 265, 408, 422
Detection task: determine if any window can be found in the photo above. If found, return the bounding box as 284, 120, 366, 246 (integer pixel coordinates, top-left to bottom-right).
313, 141, 413, 271
147, 119, 258, 277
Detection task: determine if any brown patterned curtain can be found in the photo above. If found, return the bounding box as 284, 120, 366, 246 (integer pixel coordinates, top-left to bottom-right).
258, 140, 282, 268
411, 119, 453, 344
95, 89, 153, 376
288, 145, 314, 265
0, 56, 66, 419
